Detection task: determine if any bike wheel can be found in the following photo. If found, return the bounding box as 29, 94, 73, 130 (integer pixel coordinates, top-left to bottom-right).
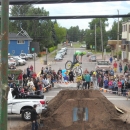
65, 60, 73, 70
73, 67, 82, 77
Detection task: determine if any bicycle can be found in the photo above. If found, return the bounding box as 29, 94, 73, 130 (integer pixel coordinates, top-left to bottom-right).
65, 60, 82, 76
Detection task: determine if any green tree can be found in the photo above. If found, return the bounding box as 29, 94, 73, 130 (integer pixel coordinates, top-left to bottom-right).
54, 23, 67, 44
107, 20, 122, 40
85, 18, 108, 51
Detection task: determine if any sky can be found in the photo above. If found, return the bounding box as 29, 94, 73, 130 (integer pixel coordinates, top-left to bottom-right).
34, 1, 130, 31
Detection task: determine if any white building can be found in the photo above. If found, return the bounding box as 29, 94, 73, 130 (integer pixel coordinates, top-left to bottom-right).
121, 21, 130, 61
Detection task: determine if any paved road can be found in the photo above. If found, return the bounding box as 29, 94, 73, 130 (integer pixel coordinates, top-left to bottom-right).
8, 48, 130, 129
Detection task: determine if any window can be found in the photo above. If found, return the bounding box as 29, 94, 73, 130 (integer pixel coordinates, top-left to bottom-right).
129, 25, 130, 33
126, 24, 127, 31
17, 40, 24, 44
122, 26, 124, 32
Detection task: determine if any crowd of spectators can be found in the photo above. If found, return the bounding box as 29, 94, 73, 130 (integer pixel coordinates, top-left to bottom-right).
7, 65, 76, 97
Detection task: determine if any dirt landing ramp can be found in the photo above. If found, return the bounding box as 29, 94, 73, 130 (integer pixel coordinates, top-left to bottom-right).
41, 90, 130, 130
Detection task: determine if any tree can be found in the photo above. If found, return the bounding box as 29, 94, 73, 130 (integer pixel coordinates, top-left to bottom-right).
54, 23, 67, 44
85, 18, 108, 51
107, 21, 122, 40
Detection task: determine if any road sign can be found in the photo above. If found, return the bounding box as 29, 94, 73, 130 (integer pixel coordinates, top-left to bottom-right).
32, 48, 35, 51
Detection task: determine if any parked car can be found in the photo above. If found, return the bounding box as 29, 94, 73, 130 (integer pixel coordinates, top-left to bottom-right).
9, 58, 19, 66
58, 50, 65, 56
89, 55, 96, 62
55, 54, 63, 60
80, 44, 86, 48
19, 53, 28, 60
86, 52, 93, 57
57, 51, 64, 58
26, 54, 33, 59
95, 60, 111, 71
13, 56, 26, 65
61, 48, 67, 55
8, 60, 16, 69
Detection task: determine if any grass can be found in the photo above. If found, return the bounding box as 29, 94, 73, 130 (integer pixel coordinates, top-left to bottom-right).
71, 42, 82, 48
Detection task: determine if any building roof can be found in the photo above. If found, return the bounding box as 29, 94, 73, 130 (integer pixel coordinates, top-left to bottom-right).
9, 33, 33, 41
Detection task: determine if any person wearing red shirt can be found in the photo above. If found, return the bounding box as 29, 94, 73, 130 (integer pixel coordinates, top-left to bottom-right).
32, 72, 37, 79
118, 80, 122, 96
30, 65, 33, 71
113, 61, 117, 73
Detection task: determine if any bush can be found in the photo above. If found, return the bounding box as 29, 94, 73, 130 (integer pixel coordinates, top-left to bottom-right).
48, 46, 57, 53
38, 53, 42, 57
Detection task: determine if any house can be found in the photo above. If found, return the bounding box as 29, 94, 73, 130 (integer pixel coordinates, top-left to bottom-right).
121, 21, 130, 61
8, 32, 33, 56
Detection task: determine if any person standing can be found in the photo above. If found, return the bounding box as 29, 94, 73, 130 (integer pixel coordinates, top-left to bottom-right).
113, 61, 118, 73
119, 62, 122, 73
31, 105, 39, 130
109, 56, 113, 64
124, 64, 128, 74
69, 70, 74, 82
84, 72, 91, 89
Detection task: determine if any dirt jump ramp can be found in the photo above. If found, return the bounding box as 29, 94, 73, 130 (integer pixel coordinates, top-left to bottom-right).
41, 90, 130, 130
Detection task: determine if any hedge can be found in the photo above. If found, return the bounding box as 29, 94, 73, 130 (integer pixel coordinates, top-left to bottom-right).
48, 46, 57, 53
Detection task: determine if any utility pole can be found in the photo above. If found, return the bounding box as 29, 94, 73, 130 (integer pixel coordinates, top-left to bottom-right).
95, 24, 97, 53
100, 19, 104, 59
0, 0, 9, 130
117, 9, 119, 60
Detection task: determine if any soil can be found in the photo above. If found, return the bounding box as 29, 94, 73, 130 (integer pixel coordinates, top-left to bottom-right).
40, 90, 130, 130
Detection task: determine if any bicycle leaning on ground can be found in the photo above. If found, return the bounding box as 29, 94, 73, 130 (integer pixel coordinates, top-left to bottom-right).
65, 60, 83, 76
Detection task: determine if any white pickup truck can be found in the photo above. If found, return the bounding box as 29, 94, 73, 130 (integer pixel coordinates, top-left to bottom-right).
8, 88, 46, 121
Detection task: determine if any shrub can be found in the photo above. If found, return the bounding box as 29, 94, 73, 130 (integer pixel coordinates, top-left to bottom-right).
48, 46, 57, 53
38, 53, 42, 57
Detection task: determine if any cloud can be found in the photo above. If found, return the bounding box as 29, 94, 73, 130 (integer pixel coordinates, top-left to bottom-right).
35, 1, 130, 30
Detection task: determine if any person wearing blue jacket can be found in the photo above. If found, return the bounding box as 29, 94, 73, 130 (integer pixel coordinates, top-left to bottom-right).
104, 78, 108, 89
84, 72, 91, 89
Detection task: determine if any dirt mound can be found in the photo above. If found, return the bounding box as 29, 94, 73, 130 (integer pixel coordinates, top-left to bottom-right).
41, 90, 130, 130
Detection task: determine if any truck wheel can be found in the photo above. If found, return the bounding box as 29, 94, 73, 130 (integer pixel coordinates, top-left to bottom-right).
22, 109, 32, 121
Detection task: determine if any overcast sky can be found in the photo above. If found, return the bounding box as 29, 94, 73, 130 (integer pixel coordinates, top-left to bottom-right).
35, 1, 130, 31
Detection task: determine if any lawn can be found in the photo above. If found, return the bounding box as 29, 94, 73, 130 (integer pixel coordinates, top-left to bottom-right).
71, 42, 82, 48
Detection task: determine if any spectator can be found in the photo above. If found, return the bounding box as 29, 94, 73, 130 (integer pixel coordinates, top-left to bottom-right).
98, 75, 103, 88
84, 72, 91, 89
31, 104, 39, 130
108, 79, 113, 90
113, 79, 118, 94
119, 62, 122, 73
40, 67, 44, 75
32, 72, 37, 79
113, 61, 117, 73
92, 74, 98, 90
30, 65, 33, 71
104, 78, 109, 89
63, 72, 69, 82
124, 64, 128, 74
109, 68, 114, 76
109, 56, 113, 64
69, 70, 74, 82
27, 66, 31, 77
118, 80, 122, 96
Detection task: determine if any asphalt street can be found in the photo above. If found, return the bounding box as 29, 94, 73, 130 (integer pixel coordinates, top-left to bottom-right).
8, 47, 130, 129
